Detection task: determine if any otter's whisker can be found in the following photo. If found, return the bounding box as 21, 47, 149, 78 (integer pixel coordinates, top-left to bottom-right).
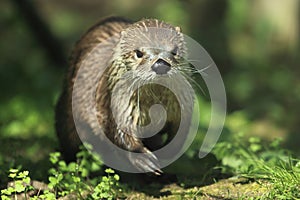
179, 71, 208, 97
178, 66, 209, 77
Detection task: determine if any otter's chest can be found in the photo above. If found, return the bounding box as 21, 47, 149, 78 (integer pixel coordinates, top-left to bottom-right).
129, 84, 181, 126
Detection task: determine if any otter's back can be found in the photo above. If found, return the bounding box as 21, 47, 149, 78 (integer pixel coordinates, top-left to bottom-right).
55, 17, 132, 161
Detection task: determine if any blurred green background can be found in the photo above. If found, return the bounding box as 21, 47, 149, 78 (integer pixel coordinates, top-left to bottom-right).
0, 0, 299, 182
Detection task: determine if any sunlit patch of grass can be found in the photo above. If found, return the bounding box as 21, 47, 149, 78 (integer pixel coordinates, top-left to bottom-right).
250, 157, 300, 199
213, 133, 300, 199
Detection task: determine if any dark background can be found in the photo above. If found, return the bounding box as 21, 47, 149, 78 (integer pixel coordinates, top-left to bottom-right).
0, 0, 299, 181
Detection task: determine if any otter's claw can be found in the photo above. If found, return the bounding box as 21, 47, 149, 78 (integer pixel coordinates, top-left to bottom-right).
128, 148, 163, 175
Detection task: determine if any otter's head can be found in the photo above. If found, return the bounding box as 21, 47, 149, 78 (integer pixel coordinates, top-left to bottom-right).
114, 19, 187, 79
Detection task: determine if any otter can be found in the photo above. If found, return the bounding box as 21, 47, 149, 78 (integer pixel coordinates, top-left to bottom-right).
55, 16, 194, 175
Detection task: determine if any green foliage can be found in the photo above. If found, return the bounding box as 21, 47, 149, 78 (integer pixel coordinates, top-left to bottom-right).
0, 97, 48, 138
91, 168, 121, 200
76, 144, 103, 180
213, 133, 300, 199
31, 190, 56, 200
47, 145, 114, 199
213, 133, 285, 174
1, 169, 33, 200
0, 146, 123, 199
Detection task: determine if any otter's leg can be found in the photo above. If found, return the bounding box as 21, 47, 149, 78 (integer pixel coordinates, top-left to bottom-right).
113, 129, 163, 175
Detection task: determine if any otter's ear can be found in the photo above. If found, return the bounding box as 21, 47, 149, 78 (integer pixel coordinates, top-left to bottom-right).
175, 26, 181, 32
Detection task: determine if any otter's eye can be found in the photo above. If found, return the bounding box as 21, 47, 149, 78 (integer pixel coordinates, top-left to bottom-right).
171, 46, 178, 56
135, 50, 144, 58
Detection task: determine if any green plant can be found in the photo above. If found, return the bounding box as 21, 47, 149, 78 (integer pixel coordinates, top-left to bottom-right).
213, 133, 300, 199
1, 144, 123, 199
91, 168, 122, 200
47, 144, 106, 198
31, 190, 56, 200
48, 146, 123, 199
48, 151, 91, 198
1, 169, 33, 200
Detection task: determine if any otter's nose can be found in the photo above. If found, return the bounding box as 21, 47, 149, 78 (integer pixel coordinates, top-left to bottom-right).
151, 59, 171, 75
